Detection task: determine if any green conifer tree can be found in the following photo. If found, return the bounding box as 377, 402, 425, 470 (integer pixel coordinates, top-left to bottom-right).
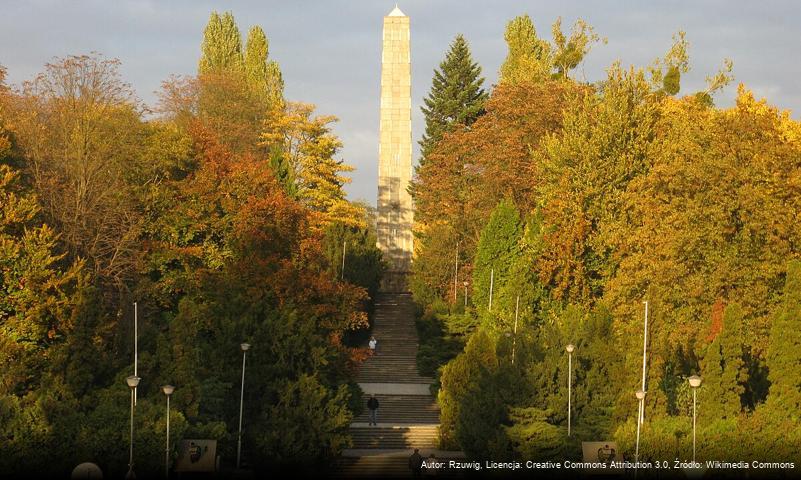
419, 34, 488, 165
499, 14, 552, 84
699, 303, 747, 420
472, 199, 523, 323
199, 11, 244, 75
766, 260, 801, 415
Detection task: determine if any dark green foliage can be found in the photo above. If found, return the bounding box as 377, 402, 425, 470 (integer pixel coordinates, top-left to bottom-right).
419, 34, 487, 165
505, 408, 566, 460
472, 199, 523, 317
269, 147, 297, 197
409, 223, 459, 308
253, 374, 352, 468
699, 303, 747, 420
414, 303, 467, 378
663, 65, 681, 95
438, 329, 499, 450
766, 260, 801, 417
322, 221, 384, 302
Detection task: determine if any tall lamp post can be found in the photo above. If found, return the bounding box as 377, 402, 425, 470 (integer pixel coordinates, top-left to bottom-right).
126, 375, 141, 480
463, 281, 469, 308
566, 344, 575, 437
640, 301, 649, 426
635, 390, 646, 476
237, 343, 251, 469
162, 385, 175, 479
688, 375, 702, 464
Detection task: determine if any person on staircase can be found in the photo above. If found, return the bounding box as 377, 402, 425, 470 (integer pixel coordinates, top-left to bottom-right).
368, 335, 378, 354
408, 449, 423, 478
367, 394, 380, 426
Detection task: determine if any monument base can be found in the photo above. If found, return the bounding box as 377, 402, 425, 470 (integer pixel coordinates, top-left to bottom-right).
380, 270, 410, 293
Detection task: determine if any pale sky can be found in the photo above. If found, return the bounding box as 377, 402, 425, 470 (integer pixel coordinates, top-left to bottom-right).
2, 0, 799, 203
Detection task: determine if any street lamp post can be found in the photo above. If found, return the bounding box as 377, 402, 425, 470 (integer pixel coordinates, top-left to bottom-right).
566, 344, 575, 437
688, 375, 702, 464
635, 390, 646, 476
463, 281, 469, 308
640, 301, 649, 426
162, 385, 175, 479
126, 375, 141, 480
237, 343, 250, 470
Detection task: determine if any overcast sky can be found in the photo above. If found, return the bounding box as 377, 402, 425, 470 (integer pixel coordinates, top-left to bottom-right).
2, 1, 800, 203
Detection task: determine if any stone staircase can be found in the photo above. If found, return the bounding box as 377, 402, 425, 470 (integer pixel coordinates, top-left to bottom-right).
333, 293, 464, 477
352, 395, 440, 424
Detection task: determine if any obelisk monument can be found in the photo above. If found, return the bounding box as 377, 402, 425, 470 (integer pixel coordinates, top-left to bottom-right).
377, 5, 413, 292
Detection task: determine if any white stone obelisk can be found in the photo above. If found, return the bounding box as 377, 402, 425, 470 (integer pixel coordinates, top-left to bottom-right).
377, 5, 413, 291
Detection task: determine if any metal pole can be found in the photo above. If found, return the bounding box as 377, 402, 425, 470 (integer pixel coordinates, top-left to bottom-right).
165, 395, 170, 479
341, 240, 346, 280
635, 397, 642, 477
237, 349, 247, 469
129, 388, 135, 475
568, 351, 572, 436
134, 302, 138, 406
464, 284, 468, 307
488, 269, 494, 311
512, 295, 519, 365
692, 388, 697, 463
640, 301, 648, 425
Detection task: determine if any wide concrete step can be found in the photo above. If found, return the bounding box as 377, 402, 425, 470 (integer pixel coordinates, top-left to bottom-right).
350, 425, 440, 449
354, 395, 439, 424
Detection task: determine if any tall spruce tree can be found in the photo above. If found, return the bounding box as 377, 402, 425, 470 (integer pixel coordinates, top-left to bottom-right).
419, 34, 488, 165
199, 11, 244, 75
699, 303, 747, 420
766, 260, 801, 415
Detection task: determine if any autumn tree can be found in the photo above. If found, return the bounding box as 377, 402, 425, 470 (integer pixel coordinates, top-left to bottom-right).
551, 17, 603, 79
199, 11, 243, 74
0, 165, 84, 395
244, 26, 284, 109
260, 102, 363, 228
197, 12, 283, 153
13, 54, 146, 293
499, 15, 552, 84
411, 81, 578, 307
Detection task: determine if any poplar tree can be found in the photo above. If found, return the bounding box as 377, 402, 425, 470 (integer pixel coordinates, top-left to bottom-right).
419, 34, 488, 164
767, 260, 801, 415
244, 26, 285, 109
198, 11, 244, 74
